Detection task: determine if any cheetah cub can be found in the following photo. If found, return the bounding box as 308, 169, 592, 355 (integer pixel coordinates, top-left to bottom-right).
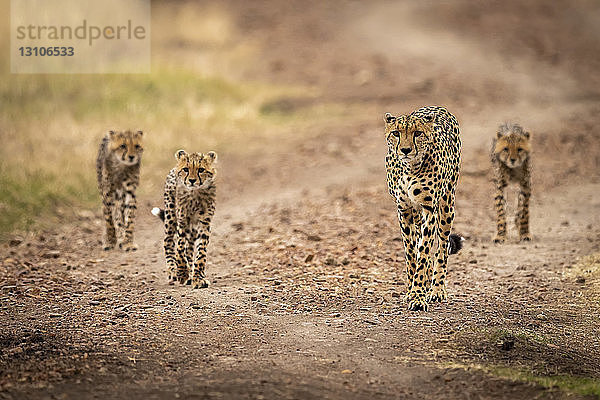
96, 130, 143, 251
152, 150, 217, 288
491, 123, 532, 243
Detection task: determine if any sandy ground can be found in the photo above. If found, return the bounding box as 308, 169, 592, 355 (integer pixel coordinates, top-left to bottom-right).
2, 0, 600, 399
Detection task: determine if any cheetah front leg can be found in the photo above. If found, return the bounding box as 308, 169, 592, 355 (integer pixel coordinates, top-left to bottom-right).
397, 207, 419, 300
175, 228, 190, 285
407, 208, 437, 311
120, 183, 139, 251
493, 173, 508, 243
517, 177, 531, 242
190, 225, 211, 289
163, 190, 177, 281
428, 197, 454, 303
101, 188, 117, 250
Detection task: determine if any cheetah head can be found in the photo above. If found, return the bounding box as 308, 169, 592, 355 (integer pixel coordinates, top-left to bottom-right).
384, 113, 434, 161
494, 123, 530, 168
175, 150, 217, 190
108, 130, 143, 166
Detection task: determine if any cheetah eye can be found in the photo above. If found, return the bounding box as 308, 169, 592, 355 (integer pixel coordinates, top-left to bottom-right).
135, 144, 141, 150
391, 130, 400, 137
517, 147, 524, 152
198, 168, 205, 173
503, 147, 509, 152
182, 167, 189, 173
120, 144, 126, 150
413, 130, 424, 137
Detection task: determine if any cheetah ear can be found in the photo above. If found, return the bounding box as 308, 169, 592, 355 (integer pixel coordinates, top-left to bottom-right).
135, 130, 143, 137
384, 113, 396, 124
108, 130, 116, 138
496, 130, 504, 139
523, 131, 530, 139
205, 151, 217, 162
175, 149, 187, 160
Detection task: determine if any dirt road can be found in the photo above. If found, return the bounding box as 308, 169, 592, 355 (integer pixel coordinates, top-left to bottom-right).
2, 1, 600, 398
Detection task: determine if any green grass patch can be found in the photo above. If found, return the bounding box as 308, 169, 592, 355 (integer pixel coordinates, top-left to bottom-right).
486, 327, 550, 346
0, 165, 96, 238
493, 367, 600, 398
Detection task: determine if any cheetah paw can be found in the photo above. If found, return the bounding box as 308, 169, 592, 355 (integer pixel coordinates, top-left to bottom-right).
103, 238, 116, 251
119, 242, 138, 252
519, 234, 532, 242
406, 293, 428, 311
426, 286, 447, 303
493, 235, 506, 244
192, 278, 210, 289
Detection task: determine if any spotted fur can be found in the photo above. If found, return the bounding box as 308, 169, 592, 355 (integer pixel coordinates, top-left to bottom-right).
153, 150, 217, 288
96, 130, 143, 251
491, 122, 532, 243
384, 106, 462, 311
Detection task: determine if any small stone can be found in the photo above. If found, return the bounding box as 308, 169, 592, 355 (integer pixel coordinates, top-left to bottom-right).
304, 254, 314, 263
575, 276, 586, 284
9, 238, 23, 247
43, 250, 61, 259
89, 301, 100, 306
341, 369, 353, 374
536, 313, 547, 321
499, 338, 515, 351
307, 234, 322, 242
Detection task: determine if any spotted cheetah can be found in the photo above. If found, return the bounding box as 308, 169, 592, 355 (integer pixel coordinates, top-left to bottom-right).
491, 122, 532, 243
152, 150, 217, 288
96, 130, 143, 251
384, 106, 463, 311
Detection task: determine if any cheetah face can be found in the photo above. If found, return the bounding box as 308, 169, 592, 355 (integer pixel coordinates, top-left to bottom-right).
494, 128, 530, 168
175, 150, 217, 190
109, 130, 143, 166
384, 113, 433, 161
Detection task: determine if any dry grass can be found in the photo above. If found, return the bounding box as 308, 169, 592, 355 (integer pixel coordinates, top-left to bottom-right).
0, 2, 359, 237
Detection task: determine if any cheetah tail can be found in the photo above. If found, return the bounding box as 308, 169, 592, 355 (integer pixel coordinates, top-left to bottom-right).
448, 234, 465, 255
151, 207, 165, 222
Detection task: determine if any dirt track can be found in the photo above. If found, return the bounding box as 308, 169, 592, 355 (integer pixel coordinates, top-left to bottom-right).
2, 1, 600, 399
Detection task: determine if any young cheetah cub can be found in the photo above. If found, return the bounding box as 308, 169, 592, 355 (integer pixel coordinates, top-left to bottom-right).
96, 130, 143, 251
491, 123, 532, 243
152, 150, 217, 288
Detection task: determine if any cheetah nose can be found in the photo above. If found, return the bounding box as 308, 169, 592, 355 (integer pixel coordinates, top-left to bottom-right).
188, 178, 197, 185
510, 158, 517, 163
400, 147, 411, 155
128, 155, 135, 161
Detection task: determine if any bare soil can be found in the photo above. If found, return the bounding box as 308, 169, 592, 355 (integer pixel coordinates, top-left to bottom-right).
2, 0, 600, 399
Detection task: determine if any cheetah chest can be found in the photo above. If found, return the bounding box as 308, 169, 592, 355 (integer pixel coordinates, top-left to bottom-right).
176, 191, 212, 228
393, 175, 431, 209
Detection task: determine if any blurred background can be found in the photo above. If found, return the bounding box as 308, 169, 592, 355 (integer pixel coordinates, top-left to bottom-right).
0, 0, 599, 237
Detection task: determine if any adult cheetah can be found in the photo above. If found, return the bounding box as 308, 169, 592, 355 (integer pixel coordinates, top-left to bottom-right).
384, 106, 463, 311
152, 150, 217, 289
